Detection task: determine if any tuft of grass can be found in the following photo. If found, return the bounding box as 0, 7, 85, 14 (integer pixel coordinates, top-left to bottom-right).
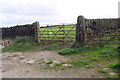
43, 43, 62, 50
100, 48, 119, 59
58, 46, 98, 55
46, 61, 53, 64
2, 36, 39, 52
59, 48, 79, 55
98, 69, 110, 77
58, 40, 119, 73
43, 41, 71, 51
92, 38, 118, 48
117, 46, 120, 51
98, 69, 118, 78
12, 54, 19, 57
15, 36, 34, 43
70, 60, 89, 67
107, 63, 120, 72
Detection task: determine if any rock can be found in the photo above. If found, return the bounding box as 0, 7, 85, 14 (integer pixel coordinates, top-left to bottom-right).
16, 52, 23, 56
2, 69, 6, 72
49, 64, 55, 67
49, 61, 61, 67
86, 65, 90, 68
26, 60, 35, 64
53, 61, 61, 64
92, 73, 96, 77
19, 56, 25, 59
103, 68, 109, 70
0, 68, 2, 72
26, 71, 29, 73
0, 45, 4, 49
58, 71, 61, 72
8, 54, 12, 57
20, 59, 26, 63
109, 72, 116, 75
62, 64, 72, 67
92, 75, 94, 77
12, 57, 19, 61
43, 58, 47, 63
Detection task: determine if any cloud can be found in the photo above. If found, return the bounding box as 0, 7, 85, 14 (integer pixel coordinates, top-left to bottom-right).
0, 0, 119, 27
0, 2, 57, 16
0, 0, 60, 27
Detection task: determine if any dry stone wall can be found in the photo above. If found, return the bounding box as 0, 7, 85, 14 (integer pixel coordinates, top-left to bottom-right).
84, 18, 119, 45
1, 23, 35, 39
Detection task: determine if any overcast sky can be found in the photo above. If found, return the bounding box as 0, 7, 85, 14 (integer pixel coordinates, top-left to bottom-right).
0, 0, 119, 27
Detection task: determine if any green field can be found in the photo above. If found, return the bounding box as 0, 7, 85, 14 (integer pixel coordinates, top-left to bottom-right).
39, 25, 76, 41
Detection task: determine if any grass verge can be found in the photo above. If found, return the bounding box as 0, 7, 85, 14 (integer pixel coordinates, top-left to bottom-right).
2, 36, 39, 52
58, 39, 119, 78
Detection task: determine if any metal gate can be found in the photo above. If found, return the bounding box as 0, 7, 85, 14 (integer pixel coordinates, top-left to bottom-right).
39, 24, 76, 43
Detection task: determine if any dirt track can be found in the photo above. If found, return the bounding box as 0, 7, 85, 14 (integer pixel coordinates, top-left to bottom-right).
2, 51, 105, 78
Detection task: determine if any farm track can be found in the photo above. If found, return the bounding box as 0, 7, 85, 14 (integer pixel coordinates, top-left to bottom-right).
2, 51, 106, 78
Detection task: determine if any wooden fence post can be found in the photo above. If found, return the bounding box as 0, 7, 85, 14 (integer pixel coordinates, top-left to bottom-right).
34, 21, 40, 43
76, 15, 86, 45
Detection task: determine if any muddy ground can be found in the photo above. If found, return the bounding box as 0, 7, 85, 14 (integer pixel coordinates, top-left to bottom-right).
1, 51, 106, 78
